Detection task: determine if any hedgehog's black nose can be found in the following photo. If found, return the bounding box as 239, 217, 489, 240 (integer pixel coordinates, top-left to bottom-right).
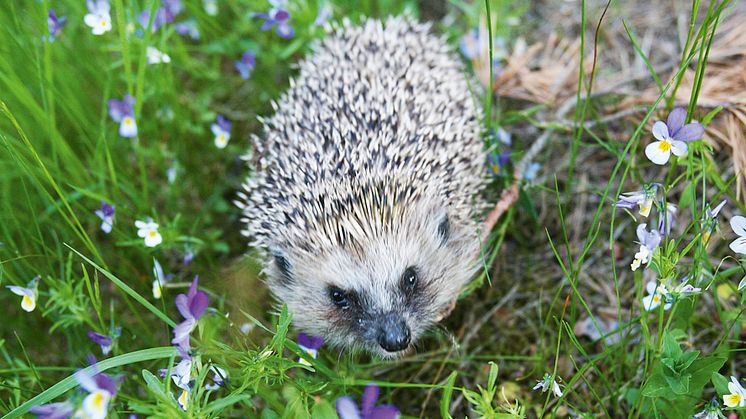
377, 313, 410, 352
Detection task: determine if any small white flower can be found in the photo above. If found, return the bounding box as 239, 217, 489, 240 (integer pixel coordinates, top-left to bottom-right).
631, 224, 661, 271
203, 0, 218, 15
6, 276, 39, 312
75, 369, 114, 419
723, 376, 746, 408
532, 373, 563, 397
135, 219, 162, 248
84, 0, 112, 35
239, 323, 253, 334
642, 281, 671, 311
147, 46, 171, 64
152, 258, 169, 299
171, 359, 191, 410
212, 124, 230, 149
729, 215, 746, 254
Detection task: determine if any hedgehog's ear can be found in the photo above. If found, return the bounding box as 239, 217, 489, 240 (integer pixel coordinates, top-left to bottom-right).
436, 211, 450, 246
269, 246, 293, 285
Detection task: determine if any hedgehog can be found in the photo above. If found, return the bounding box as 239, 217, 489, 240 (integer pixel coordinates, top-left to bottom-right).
237, 16, 486, 357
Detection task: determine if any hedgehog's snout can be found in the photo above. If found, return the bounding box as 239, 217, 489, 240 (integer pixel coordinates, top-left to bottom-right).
376, 312, 411, 352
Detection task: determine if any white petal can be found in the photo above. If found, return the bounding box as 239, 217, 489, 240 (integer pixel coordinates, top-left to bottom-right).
730, 215, 746, 236
646, 280, 657, 295
152, 280, 163, 299
729, 237, 746, 254
670, 140, 688, 157
135, 220, 147, 229
652, 121, 669, 141
738, 276, 746, 291
336, 397, 362, 419
642, 295, 657, 311
144, 232, 163, 247
119, 118, 137, 137
84, 14, 98, 28
83, 390, 111, 419
74, 370, 100, 393
21, 294, 36, 312
645, 141, 671, 165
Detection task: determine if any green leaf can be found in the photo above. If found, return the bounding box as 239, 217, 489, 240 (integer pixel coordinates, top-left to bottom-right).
142, 369, 169, 399
688, 357, 727, 396
712, 372, 730, 395
3, 346, 178, 419
65, 244, 176, 328
440, 371, 458, 419
310, 399, 337, 419
203, 394, 254, 415
664, 372, 690, 395
702, 105, 723, 125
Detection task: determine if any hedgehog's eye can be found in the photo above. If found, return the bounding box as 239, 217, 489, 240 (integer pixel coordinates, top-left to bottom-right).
328, 286, 350, 308
400, 266, 418, 295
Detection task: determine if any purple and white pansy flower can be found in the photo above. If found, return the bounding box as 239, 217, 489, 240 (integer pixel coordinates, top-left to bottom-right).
235, 51, 256, 80
94, 201, 115, 234
297, 333, 324, 366
631, 223, 661, 271
171, 276, 209, 356
6, 276, 39, 312
616, 184, 659, 218
47, 9, 67, 42
211, 115, 232, 149
645, 107, 705, 165
108, 95, 137, 138
252, 0, 294, 39
336, 384, 400, 419
83, 0, 112, 35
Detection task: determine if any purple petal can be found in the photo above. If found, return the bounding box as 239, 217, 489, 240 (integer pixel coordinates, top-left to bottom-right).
308, 335, 324, 349
666, 107, 686, 136
273, 9, 290, 22
336, 396, 362, 419
175, 293, 192, 319
276, 23, 294, 39
369, 405, 400, 419
108, 99, 124, 122
29, 401, 74, 419
87, 331, 113, 347
361, 384, 380, 416
260, 20, 275, 32
189, 290, 209, 319
297, 333, 312, 347
94, 372, 119, 396
186, 275, 199, 300
122, 95, 136, 114
672, 123, 704, 142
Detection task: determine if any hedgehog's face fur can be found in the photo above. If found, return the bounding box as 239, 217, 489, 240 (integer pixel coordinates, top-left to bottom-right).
264, 194, 481, 358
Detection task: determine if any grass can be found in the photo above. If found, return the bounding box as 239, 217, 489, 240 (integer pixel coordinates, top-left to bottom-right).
1, 0, 745, 418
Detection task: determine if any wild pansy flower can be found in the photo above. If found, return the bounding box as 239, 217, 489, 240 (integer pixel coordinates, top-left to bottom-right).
532, 373, 563, 398
6, 276, 39, 312
166, 161, 178, 184
138, 0, 181, 32
87, 327, 120, 356
94, 200, 115, 234
642, 280, 671, 311
252, 0, 294, 39
205, 366, 228, 390
29, 401, 74, 418
616, 184, 659, 217
212, 115, 232, 149
152, 258, 173, 299
175, 19, 200, 40
494, 127, 512, 145
147, 46, 171, 64
630, 223, 661, 271
297, 333, 324, 366
728, 215, 746, 254
74, 356, 121, 419
657, 203, 677, 237
135, 218, 162, 248
645, 107, 705, 165
235, 51, 256, 79
723, 376, 746, 408
171, 276, 209, 356
336, 384, 400, 419
108, 95, 137, 138
170, 358, 192, 410
702, 200, 726, 243
693, 399, 726, 419
47, 9, 67, 42
203, 0, 218, 16
183, 249, 195, 266
83, 0, 112, 35
487, 152, 510, 177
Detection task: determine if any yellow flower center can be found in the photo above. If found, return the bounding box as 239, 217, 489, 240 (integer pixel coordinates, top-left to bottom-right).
658, 140, 672, 152
178, 389, 189, 409
91, 391, 105, 409
149, 231, 157, 237
123, 117, 133, 126
653, 295, 661, 303
101, 20, 107, 27
724, 393, 742, 407
21, 295, 35, 311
